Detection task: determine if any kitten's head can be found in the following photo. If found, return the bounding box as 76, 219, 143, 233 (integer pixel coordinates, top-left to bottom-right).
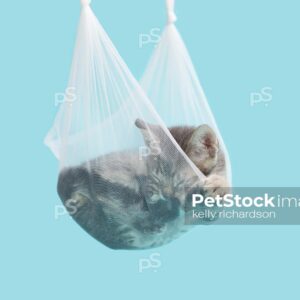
184, 125, 219, 176
136, 118, 220, 176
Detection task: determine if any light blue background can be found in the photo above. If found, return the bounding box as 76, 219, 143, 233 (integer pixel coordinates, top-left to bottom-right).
1, 0, 299, 299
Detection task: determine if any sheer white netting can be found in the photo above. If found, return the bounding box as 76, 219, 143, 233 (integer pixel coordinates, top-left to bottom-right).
44, 0, 231, 250
141, 0, 232, 184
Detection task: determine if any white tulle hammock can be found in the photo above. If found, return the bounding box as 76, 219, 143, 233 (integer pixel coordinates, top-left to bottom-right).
44, 0, 232, 250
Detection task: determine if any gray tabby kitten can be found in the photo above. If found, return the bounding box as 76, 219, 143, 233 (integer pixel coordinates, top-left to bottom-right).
58, 120, 229, 250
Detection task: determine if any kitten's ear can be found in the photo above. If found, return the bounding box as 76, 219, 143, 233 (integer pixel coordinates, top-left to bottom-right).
189, 125, 219, 158
135, 119, 159, 146
135, 119, 148, 130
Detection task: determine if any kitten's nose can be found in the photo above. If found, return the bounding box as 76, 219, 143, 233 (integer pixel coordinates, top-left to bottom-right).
162, 187, 174, 200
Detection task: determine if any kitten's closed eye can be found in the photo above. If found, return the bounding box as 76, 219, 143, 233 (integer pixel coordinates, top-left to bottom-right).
146, 191, 161, 204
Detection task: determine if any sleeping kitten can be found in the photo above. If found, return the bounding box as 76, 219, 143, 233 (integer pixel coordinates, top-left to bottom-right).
136, 119, 229, 197
169, 124, 229, 197
57, 120, 229, 250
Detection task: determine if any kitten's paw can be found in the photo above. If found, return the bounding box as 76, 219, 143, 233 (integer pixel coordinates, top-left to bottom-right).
204, 175, 230, 198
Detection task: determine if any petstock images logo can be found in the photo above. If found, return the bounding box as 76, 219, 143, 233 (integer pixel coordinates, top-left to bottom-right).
184, 188, 300, 225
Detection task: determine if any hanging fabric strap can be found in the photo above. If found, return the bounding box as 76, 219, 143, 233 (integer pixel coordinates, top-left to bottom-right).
81, 0, 91, 6
166, 0, 177, 24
